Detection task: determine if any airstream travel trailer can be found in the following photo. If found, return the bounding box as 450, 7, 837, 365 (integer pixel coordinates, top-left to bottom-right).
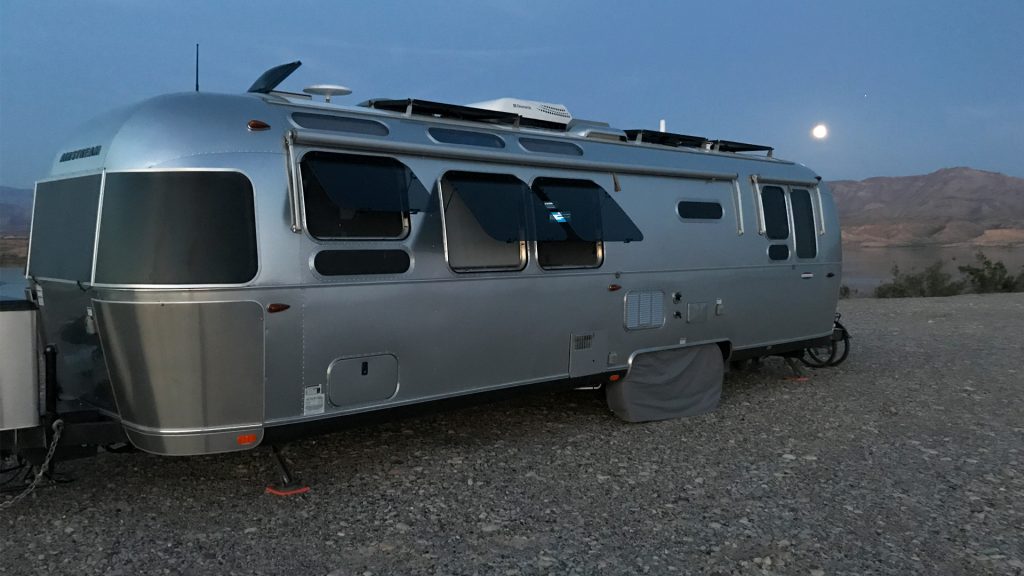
1, 62, 842, 466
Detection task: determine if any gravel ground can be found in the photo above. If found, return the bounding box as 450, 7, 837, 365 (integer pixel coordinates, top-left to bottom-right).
2, 293, 1023, 575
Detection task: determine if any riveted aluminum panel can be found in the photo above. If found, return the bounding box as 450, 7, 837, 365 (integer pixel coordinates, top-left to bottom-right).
93, 300, 264, 455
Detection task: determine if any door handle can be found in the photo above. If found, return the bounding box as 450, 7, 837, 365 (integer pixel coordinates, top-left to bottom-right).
800, 272, 814, 279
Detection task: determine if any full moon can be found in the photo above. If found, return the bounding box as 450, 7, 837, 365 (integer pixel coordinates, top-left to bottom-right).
812, 124, 828, 139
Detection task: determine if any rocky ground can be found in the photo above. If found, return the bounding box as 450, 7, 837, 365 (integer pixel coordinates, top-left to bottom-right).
2, 294, 1022, 575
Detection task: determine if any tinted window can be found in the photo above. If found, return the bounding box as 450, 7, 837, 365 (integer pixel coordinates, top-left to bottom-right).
292, 113, 389, 136
519, 138, 583, 156
791, 188, 817, 258
677, 201, 723, 220
768, 244, 789, 261
442, 172, 527, 271
301, 152, 413, 239
314, 250, 410, 276
530, 178, 643, 243
28, 174, 101, 281
95, 172, 256, 284
429, 128, 505, 148
761, 185, 789, 240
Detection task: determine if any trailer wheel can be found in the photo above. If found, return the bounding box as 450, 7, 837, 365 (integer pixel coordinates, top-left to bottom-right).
801, 315, 850, 368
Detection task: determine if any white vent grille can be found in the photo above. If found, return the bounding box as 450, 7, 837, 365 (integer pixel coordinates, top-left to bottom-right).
624, 290, 665, 330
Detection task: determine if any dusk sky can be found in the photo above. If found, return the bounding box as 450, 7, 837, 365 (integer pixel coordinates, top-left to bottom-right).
1, 0, 1022, 189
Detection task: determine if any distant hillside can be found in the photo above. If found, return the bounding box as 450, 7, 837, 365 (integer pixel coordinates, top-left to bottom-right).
829, 167, 1024, 247
0, 186, 32, 236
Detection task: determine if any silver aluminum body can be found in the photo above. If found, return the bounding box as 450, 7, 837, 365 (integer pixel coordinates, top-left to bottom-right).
25, 91, 842, 455
0, 307, 39, 431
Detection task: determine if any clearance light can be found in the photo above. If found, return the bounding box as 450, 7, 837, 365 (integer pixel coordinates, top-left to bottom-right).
248, 120, 271, 132
237, 433, 258, 445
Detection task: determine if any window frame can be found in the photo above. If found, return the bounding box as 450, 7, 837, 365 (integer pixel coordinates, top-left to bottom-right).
752, 178, 821, 262
675, 199, 725, 222
529, 176, 608, 270
298, 150, 415, 242
89, 168, 260, 289
438, 170, 529, 273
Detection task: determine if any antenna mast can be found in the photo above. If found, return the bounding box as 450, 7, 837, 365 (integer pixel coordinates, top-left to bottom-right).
195, 44, 199, 92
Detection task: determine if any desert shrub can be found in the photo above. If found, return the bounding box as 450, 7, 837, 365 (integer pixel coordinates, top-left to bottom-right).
958, 251, 1021, 293
874, 261, 964, 298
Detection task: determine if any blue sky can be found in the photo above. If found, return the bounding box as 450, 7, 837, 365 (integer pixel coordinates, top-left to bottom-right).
1, 0, 1022, 188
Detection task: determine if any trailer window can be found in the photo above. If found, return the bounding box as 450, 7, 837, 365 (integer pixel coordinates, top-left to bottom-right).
760, 186, 789, 240
519, 138, 583, 156
292, 113, 389, 136
429, 128, 505, 149
95, 171, 257, 284
441, 172, 528, 271
531, 178, 640, 269
28, 174, 102, 281
791, 188, 817, 258
768, 244, 789, 261
677, 200, 723, 220
301, 152, 413, 239
314, 250, 410, 276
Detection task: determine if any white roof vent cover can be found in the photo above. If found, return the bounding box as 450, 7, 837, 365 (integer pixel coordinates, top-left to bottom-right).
468, 98, 572, 127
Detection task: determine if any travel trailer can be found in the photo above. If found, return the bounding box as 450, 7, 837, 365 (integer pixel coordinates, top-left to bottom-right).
0, 62, 842, 468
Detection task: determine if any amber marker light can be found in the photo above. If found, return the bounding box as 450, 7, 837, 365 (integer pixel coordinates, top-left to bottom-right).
237, 433, 258, 445
248, 119, 271, 131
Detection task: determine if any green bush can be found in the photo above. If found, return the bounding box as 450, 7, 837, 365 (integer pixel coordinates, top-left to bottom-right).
958, 251, 1020, 293
874, 261, 964, 298
874, 251, 1024, 298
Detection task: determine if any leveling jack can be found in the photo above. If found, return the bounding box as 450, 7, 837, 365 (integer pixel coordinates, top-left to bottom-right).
265, 445, 310, 497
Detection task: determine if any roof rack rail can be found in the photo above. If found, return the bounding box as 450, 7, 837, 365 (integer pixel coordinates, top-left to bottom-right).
710, 139, 774, 157
624, 129, 707, 149
359, 98, 522, 127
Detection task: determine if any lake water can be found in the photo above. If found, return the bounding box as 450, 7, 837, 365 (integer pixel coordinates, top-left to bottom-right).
843, 246, 1024, 296
0, 267, 28, 301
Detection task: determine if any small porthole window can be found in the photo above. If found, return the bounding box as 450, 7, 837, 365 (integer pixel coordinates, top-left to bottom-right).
768, 244, 789, 261
429, 128, 504, 149
519, 138, 583, 156
677, 201, 723, 220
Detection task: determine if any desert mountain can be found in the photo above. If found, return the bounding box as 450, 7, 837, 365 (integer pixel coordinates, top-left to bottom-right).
0, 186, 32, 236
828, 167, 1024, 247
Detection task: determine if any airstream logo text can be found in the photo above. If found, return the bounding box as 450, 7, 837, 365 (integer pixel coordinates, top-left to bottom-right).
59, 146, 102, 162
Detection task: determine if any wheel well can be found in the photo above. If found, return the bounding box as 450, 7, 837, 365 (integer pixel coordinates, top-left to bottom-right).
716, 341, 732, 362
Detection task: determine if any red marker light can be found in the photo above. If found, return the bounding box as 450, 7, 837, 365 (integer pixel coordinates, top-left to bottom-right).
608, 284, 622, 292
247, 120, 271, 132
609, 374, 621, 382
237, 433, 258, 445
267, 303, 290, 313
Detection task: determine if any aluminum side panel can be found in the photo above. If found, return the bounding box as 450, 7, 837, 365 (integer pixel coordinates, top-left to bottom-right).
94, 300, 264, 446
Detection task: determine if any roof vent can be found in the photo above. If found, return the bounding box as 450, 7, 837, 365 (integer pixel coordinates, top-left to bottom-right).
468, 98, 572, 129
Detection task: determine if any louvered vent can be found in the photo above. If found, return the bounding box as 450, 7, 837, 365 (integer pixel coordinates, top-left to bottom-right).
624, 290, 665, 330
573, 334, 594, 350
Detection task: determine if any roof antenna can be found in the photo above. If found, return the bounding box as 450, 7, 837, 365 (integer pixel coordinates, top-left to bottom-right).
195, 44, 200, 92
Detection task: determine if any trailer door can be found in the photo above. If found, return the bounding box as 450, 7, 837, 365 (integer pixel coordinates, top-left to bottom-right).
758, 184, 829, 341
